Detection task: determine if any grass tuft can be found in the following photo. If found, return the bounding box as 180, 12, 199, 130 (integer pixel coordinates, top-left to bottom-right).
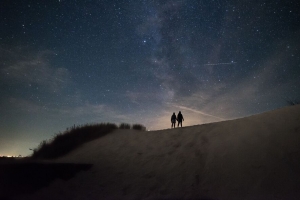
119, 123, 131, 129
132, 124, 146, 131
286, 99, 300, 106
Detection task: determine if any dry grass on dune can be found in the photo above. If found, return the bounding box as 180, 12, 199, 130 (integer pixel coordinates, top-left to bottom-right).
31, 123, 146, 159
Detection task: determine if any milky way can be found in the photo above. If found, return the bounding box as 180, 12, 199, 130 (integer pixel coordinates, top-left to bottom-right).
1, 0, 300, 156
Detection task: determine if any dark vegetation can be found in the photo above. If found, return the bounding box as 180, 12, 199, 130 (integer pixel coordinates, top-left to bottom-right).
286, 99, 300, 106
132, 124, 146, 131
119, 123, 146, 131
119, 123, 131, 129
31, 123, 146, 159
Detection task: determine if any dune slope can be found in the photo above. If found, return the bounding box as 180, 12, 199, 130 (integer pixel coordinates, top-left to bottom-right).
23, 105, 300, 200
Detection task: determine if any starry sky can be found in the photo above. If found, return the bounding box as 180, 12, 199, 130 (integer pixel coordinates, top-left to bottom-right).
1, 0, 300, 156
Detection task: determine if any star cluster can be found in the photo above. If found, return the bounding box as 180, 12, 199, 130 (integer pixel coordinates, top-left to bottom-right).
1, 0, 300, 156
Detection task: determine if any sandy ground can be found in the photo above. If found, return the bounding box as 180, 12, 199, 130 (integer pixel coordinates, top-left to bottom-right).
2, 105, 300, 200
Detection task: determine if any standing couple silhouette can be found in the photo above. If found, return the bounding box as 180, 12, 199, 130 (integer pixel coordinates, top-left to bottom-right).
171, 111, 184, 128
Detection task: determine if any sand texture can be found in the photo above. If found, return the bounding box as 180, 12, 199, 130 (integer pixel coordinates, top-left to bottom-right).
2, 105, 300, 200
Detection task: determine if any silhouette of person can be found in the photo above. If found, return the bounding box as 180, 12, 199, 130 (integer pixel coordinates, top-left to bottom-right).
177, 111, 184, 127
171, 112, 176, 128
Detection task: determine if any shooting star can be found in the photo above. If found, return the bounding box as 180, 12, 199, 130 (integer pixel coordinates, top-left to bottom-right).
203, 61, 237, 66
170, 104, 225, 120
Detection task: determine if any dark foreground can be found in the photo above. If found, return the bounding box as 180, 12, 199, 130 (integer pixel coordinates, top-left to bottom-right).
0, 158, 92, 200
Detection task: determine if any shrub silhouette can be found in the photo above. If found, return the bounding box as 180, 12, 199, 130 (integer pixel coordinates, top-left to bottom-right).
286, 99, 300, 106
31, 123, 118, 159
31, 122, 147, 159
132, 124, 146, 131
119, 123, 131, 129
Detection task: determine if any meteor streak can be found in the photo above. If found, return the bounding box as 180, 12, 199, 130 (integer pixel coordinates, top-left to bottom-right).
204, 62, 237, 66
171, 104, 225, 120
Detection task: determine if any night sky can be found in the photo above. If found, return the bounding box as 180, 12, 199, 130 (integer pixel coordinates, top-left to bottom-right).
1, 0, 300, 156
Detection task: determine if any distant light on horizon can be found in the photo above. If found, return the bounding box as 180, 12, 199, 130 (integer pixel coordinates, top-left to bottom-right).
0, 155, 24, 158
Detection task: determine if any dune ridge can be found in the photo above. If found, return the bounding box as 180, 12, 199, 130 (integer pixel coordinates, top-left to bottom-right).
19, 105, 300, 199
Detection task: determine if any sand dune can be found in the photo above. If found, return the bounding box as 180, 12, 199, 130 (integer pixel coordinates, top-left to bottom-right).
9, 105, 300, 199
